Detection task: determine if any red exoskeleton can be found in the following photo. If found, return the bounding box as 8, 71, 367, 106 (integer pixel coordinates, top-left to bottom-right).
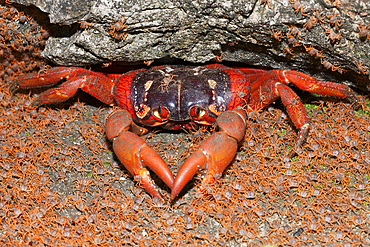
11, 64, 358, 200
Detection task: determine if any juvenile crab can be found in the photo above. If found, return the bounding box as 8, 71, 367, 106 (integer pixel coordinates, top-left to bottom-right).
11, 64, 358, 200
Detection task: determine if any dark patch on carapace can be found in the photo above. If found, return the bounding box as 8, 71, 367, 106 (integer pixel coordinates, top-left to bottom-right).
130, 65, 232, 126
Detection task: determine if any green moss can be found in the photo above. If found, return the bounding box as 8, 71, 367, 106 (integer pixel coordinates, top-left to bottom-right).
355, 97, 370, 117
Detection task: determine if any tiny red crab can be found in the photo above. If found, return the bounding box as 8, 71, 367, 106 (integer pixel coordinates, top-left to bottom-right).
11, 64, 358, 200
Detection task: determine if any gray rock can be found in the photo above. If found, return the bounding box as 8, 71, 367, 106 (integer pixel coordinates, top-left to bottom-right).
13, 0, 370, 90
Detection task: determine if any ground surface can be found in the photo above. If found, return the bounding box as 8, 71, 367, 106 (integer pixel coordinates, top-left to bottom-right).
1, 83, 370, 246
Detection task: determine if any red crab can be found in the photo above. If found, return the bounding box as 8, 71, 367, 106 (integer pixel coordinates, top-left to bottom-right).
11, 64, 358, 200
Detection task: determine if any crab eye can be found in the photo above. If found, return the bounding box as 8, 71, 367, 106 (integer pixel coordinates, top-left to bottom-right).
189, 106, 206, 120
153, 105, 169, 121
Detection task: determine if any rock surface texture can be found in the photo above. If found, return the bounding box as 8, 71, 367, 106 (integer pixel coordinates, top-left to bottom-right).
13, 0, 370, 90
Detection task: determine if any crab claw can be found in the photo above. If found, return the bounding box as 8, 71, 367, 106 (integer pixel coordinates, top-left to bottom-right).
171, 109, 246, 199
106, 110, 174, 200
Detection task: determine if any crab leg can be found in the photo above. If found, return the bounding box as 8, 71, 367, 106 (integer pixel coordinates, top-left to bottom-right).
11, 67, 79, 90
248, 69, 359, 104
247, 69, 358, 155
236, 68, 358, 103
106, 110, 174, 200
11, 67, 117, 105
171, 109, 246, 199
279, 70, 358, 102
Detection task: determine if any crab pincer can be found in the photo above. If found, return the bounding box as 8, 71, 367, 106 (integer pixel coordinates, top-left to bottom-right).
171, 109, 246, 199
106, 110, 174, 200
